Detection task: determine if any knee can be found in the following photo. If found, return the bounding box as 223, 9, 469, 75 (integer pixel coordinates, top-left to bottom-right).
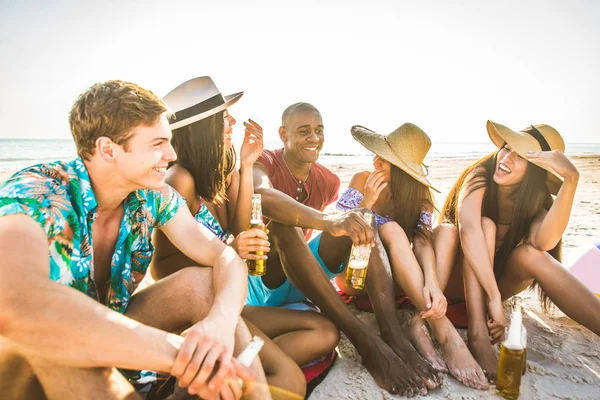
481, 217, 496, 238
314, 315, 340, 352
175, 267, 215, 313
510, 244, 548, 275
433, 223, 459, 244
379, 222, 409, 248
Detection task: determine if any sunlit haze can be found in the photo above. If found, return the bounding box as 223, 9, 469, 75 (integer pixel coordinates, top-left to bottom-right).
1, 0, 598, 155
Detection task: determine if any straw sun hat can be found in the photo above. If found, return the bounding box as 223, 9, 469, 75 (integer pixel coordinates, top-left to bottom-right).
163, 76, 243, 130
486, 120, 565, 195
351, 123, 439, 192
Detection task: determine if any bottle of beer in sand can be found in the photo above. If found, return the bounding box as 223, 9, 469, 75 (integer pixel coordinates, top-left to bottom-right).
345, 213, 374, 290
496, 303, 526, 399
246, 194, 267, 276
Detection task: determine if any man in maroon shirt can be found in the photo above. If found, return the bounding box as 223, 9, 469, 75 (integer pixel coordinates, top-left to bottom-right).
251, 102, 442, 396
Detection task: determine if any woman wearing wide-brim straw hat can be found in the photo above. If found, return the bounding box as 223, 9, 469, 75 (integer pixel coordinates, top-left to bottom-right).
151, 76, 340, 399
336, 123, 490, 390
440, 120, 600, 384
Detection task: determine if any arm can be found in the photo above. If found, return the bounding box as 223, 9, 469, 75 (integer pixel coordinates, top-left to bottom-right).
0, 214, 182, 372
253, 163, 331, 230
228, 119, 265, 236
527, 150, 579, 251
457, 178, 501, 301
161, 205, 247, 329
413, 206, 447, 319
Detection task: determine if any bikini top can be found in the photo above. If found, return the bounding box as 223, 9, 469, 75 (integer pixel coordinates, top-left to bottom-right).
194, 199, 231, 243
336, 187, 433, 232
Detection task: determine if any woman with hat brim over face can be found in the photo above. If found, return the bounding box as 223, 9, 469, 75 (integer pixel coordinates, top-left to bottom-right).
339, 123, 489, 390
440, 120, 600, 383
151, 76, 340, 399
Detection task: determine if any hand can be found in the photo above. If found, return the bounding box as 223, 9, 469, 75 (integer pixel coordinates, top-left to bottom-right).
487, 296, 506, 344
230, 228, 270, 260
527, 150, 579, 181
240, 119, 264, 169
420, 281, 447, 319
327, 209, 374, 246
361, 170, 388, 208
172, 316, 237, 396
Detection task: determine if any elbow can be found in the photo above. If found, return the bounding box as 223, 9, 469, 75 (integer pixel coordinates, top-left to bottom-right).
529, 237, 560, 253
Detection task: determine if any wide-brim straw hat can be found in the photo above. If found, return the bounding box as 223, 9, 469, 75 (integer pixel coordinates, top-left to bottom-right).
163, 76, 243, 130
486, 120, 565, 195
351, 123, 439, 192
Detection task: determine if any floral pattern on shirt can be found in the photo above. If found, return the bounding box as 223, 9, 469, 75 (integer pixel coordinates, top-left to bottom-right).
0, 158, 185, 314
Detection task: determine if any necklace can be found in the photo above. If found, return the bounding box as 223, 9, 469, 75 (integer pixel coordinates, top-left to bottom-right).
282, 153, 310, 200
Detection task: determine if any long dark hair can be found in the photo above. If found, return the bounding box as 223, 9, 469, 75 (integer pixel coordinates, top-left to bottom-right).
390, 165, 435, 242
440, 150, 561, 311
170, 111, 227, 204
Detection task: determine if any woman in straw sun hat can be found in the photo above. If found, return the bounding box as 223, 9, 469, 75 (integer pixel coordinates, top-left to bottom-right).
337, 123, 489, 390
440, 120, 600, 383
151, 76, 339, 398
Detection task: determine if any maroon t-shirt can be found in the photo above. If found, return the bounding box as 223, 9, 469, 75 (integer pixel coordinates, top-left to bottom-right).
257, 148, 340, 240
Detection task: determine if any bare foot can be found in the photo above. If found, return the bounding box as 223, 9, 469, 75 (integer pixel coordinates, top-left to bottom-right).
382, 327, 444, 390
468, 336, 498, 383
407, 314, 448, 372
429, 319, 489, 389
357, 337, 429, 397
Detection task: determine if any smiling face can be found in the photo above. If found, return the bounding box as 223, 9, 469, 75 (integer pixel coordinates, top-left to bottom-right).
493, 143, 528, 187
113, 113, 177, 191
279, 109, 324, 163
372, 155, 392, 182
223, 109, 236, 149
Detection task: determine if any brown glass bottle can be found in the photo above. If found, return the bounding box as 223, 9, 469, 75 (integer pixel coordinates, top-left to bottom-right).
246, 194, 267, 276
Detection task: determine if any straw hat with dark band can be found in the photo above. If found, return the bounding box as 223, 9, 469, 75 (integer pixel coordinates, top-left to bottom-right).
351, 123, 439, 192
486, 120, 565, 195
163, 76, 243, 130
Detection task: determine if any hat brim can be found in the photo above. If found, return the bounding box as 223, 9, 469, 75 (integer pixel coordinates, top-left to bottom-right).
169, 91, 244, 130
486, 120, 563, 195
351, 125, 440, 193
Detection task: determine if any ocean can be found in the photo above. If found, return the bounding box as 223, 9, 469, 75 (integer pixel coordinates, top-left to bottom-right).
1, 138, 599, 172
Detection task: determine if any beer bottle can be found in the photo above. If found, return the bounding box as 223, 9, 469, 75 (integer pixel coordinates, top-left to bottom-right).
496, 303, 526, 399
345, 213, 374, 290
246, 194, 267, 276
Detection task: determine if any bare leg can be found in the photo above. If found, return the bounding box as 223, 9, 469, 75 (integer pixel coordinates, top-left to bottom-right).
268, 222, 430, 397
126, 267, 271, 400
243, 318, 307, 399
380, 223, 488, 390
432, 224, 460, 291
242, 306, 339, 366
365, 228, 443, 393
498, 244, 600, 335
463, 217, 499, 383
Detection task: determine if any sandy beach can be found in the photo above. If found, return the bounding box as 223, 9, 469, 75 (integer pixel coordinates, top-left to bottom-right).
1, 155, 599, 399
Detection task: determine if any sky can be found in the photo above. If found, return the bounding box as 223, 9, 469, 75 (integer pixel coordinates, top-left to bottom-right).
1, 0, 599, 154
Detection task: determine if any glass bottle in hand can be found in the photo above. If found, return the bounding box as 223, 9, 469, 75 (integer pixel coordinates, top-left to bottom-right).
345, 213, 374, 290
246, 194, 267, 276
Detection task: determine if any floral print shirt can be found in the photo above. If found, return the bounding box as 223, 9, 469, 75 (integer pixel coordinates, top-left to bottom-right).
0, 158, 185, 314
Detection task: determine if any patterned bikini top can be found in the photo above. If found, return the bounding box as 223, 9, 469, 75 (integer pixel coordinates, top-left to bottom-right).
194, 200, 231, 243
336, 187, 433, 232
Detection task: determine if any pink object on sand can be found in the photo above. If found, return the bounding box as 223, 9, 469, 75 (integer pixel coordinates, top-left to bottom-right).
567, 242, 600, 297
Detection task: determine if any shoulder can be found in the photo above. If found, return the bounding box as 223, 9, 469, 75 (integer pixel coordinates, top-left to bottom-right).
256, 148, 281, 172
165, 164, 196, 201
348, 171, 370, 191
